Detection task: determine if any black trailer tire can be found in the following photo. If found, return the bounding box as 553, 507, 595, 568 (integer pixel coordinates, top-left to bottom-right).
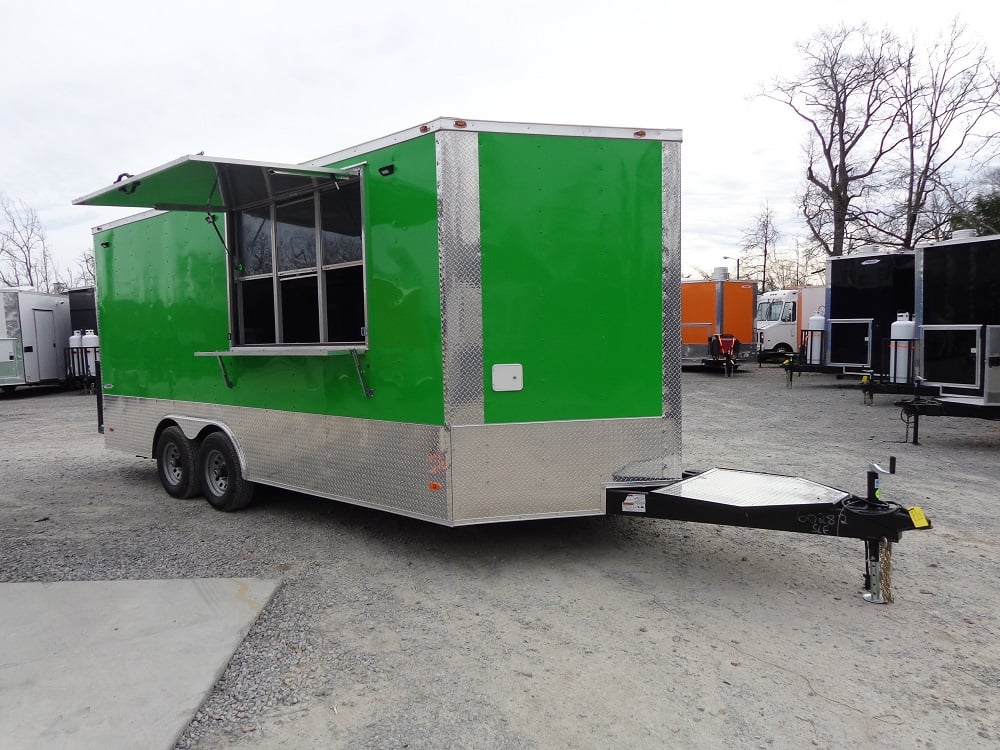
198, 432, 254, 511
155, 426, 201, 499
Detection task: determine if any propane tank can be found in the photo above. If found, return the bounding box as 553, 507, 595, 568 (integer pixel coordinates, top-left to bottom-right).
68, 330, 83, 376
889, 313, 916, 384
81, 329, 100, 376
806, 314, 826, 365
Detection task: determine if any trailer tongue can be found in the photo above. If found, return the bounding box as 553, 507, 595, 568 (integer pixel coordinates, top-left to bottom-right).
607, 463, 930, 603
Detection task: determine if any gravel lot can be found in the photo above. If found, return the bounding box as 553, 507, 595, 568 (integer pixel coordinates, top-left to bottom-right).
1, 367, 998, 749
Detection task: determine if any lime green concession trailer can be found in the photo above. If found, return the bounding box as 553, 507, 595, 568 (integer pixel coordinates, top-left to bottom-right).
75, 118, 684, 521
76, 119, 932, 600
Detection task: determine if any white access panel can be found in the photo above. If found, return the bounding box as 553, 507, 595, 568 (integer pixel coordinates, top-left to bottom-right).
491, 363, 524, 392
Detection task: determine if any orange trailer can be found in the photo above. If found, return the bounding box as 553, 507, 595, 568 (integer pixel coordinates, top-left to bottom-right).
681, 275, 757, 370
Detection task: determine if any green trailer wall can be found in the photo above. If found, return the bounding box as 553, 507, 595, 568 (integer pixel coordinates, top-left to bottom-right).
476, 133, 663, 423
96, 133, 445, 426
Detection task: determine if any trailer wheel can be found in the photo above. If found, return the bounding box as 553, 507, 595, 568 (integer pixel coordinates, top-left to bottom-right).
198, 432, 254, 511
155, 426, 201, 499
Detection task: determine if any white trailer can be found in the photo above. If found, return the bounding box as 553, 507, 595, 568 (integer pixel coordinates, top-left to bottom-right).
754, 286, 826, 360
0, 289, 72, 391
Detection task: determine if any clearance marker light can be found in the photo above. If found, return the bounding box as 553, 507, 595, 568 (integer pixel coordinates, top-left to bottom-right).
428, 482, 443, 491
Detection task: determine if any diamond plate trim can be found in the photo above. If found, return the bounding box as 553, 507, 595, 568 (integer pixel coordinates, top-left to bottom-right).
450, 417, 679, 523
103, 398, 680, 525
437, 130, 484, 427
104, 396, 451, 522
662, 140, 683, 460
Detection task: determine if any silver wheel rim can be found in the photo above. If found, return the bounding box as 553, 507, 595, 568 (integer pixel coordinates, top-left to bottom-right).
205, 449, 229, 495
164, 444, 183, 486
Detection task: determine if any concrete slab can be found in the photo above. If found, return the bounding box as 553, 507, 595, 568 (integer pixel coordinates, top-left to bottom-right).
0, 577, 280, 750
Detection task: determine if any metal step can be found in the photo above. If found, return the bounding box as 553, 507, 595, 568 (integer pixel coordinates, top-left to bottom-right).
651, 467, 849, 508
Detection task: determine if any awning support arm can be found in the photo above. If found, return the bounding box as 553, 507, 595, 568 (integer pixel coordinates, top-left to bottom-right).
215, 355, 233, 389
351, 349, 374, 398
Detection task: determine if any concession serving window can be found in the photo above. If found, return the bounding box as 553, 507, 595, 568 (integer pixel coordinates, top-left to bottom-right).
74, 154, 367, 352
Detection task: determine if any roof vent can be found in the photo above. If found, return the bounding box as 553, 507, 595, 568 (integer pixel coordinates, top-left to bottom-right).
711, 266, 730, 281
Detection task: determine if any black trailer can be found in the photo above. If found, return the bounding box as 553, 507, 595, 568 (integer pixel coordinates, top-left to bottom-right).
783, 250, 916, 386
896, 233, 1000, 441
826, 250, 915, 375
67, 287, 98, 333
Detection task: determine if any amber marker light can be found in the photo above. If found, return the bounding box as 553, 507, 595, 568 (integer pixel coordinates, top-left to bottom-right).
428, 482, 443, 491
634, 130, 646, 137
419, 125, 430, 133
453, 120, 468, 128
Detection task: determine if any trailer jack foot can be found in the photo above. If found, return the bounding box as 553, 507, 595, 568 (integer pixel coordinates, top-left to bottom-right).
863, 537, 893, 604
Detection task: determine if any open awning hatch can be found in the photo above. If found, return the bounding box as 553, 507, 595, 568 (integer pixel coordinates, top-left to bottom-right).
73, 155, 355, 212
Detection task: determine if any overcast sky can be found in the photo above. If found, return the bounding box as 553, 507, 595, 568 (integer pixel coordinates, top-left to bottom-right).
1, 0, 996, 281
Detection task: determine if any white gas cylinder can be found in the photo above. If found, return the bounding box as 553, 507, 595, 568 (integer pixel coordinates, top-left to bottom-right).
889, 313, 916, 384
81, 329, 100, 375
68, 330, 83, 375
806, 314, 826, 365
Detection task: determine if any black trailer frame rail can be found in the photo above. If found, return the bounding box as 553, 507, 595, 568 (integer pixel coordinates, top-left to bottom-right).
607, 465, 930, 603
896, 396, 1000, 445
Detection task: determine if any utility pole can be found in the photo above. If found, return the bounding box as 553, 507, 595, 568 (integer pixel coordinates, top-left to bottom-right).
723, 256, 740, 279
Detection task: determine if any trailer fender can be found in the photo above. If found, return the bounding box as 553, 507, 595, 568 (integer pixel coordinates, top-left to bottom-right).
155, 416, 249, 477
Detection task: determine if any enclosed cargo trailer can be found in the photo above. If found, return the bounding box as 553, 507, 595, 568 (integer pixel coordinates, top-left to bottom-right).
680, 271, 756, 370
826, 250, 915, 374
76, 118, 929, 599
0, 288, 72, 391
76, 119, 685, 523
785, 250, 915, 381
915, 233, 1000, 401
898, 233, 1000, 441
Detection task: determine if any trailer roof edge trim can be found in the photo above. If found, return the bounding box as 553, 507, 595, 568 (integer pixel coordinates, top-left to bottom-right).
917, 232, 1000, 247
305, 117, 684, 167
90, 209, 167, 235
73, 155, 356, 211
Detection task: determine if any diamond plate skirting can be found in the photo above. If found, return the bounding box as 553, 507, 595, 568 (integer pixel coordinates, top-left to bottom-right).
450, 417, 677, 523
105, 397, 679, 525
105, 396, 451, 522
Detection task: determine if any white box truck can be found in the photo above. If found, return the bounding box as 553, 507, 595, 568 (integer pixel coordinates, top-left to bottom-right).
754, 286, 826, 360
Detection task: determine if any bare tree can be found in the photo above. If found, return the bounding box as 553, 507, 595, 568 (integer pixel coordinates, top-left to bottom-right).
952, 165, 1000, 235
768, 240, 827, 290
1, 193, 55, 291
62, 247, 97, 288
765, 25, 908, 255
863, 21, 1000, 248
740, 203, 781, 290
